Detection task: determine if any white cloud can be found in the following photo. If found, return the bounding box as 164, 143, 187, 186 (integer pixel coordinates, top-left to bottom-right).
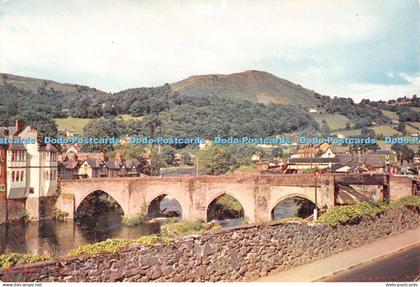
0, 0, 417, 101
0, 1, 381, 89
324, 74, 420, 102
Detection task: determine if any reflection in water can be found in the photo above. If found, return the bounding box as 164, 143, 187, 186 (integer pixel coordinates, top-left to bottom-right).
0, 195, 301, 256
0, 216, 159, 257
272, 197, 315, 220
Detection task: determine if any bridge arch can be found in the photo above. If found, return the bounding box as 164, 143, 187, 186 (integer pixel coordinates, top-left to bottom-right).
270, 193, 319, 220
146, 193, 183, 218
144, 190, 188, 219
75, 187, 130, 217
206, 192, 248, 222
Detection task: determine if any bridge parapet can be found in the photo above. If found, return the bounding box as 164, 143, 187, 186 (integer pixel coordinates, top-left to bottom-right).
334, 173, 388, 185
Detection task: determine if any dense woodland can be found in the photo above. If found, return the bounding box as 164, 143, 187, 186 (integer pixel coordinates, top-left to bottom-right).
0, 83, 318, 140
317, 95, 390, 128
0, 82, 418, 143
363, 95, 420, 122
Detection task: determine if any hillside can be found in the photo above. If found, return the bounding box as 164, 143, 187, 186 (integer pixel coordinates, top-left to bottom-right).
171, 70, 321, 107
0, 70, 396, 139
0, 73, 107, 97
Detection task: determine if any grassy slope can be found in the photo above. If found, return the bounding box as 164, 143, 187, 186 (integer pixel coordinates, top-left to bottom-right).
55, 115, 142, 135
313, 114, 351, 130
0, 73, 106, 95
332, 125, 402, 137
382, 110, 399, 121
54, 118, 91, 135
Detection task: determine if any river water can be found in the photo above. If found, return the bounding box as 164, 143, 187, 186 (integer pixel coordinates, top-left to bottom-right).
0, 195, 304, 257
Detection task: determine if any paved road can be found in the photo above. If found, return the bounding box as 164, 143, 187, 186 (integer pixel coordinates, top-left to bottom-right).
322, 244, 420, 282
256, 228, 420, 282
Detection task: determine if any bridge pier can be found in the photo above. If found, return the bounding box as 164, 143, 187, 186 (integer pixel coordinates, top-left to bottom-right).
389, 175, 414, 201
56, 193, 75, 219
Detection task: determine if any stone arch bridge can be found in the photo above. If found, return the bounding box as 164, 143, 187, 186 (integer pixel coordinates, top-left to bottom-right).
57, 174, 415, 224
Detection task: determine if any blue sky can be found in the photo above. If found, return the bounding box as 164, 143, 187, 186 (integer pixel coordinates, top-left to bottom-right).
0, 0, 418, 101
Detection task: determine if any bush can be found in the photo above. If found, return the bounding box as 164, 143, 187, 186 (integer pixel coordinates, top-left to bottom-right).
161, 219, 205, 236
135, 234, 173, 246
275, 217, 306, 223
0, 253, 49, 269
67, 235, 172, 257
318, 201, 384, 226
67, 239, 132, 257
389, 196, 420, 208
318, 197, 420, 226
53, 208, 69, 222
122, 203, 148, 226
201, 221, 222, 233
122, 213, 147, 226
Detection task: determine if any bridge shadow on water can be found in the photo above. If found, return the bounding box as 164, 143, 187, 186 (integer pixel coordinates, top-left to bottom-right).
272, 196, 316, 220
207, 194, 244, 225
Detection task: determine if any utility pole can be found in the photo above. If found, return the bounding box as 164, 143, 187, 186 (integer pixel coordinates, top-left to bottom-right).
314, 173, 318, 221
195, 155, 199, 177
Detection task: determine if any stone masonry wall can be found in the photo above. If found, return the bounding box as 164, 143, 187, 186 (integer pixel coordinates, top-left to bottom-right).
1, 207, 419, 282
6, 198, 26, 223
0, 193, 6, 224
389, 176, 414, 201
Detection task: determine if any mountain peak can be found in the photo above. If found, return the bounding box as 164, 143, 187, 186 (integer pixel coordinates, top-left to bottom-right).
171, 70, 320, 106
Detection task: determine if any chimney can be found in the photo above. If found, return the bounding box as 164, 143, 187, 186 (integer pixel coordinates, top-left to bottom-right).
115, 152, 123, 161
15, 119, 25, 133
99, 152, 108, 161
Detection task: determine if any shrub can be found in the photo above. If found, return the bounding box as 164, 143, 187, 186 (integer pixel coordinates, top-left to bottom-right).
0, 253, 49, 269
53, 208, 69, 222
318, 201, 384, 226
67, 239, 132, 257
389, 196, 420, 208
275, 217, 306, 223
161, 219, 205, 236
122, 203, 148, 226
135, 234, 173, 246
67, 235, 173, 257
122, 213, 147, 226
202, 221, 222, 233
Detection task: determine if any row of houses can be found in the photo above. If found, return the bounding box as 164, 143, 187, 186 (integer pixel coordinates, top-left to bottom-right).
285, 150, 399, 174
0, 120, 58, 224
58, 144, 150, 179
59, 156, 148, 179
254, 142, 410, 175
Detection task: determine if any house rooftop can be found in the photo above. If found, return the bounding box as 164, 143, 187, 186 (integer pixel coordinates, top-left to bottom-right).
288, 157, 340, 164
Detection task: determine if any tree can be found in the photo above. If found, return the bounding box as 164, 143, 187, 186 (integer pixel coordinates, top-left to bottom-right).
17, 111, 58, 139
197, 145, 230, 175
271, 147, 283, 159
81, 118, 126, 152
345, 122, 351, 129
161, 145, 176, 166
391, 144, 415, 164
321, 119, 330, 133
149, 146, 163, 176
361, 127, 375, 137
396, 123, 406, 134
180, 150, 192, 166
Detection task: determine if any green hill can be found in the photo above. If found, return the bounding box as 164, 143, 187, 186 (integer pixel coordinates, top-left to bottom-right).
171, 70, 321, 107
0, 73, 107, 97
